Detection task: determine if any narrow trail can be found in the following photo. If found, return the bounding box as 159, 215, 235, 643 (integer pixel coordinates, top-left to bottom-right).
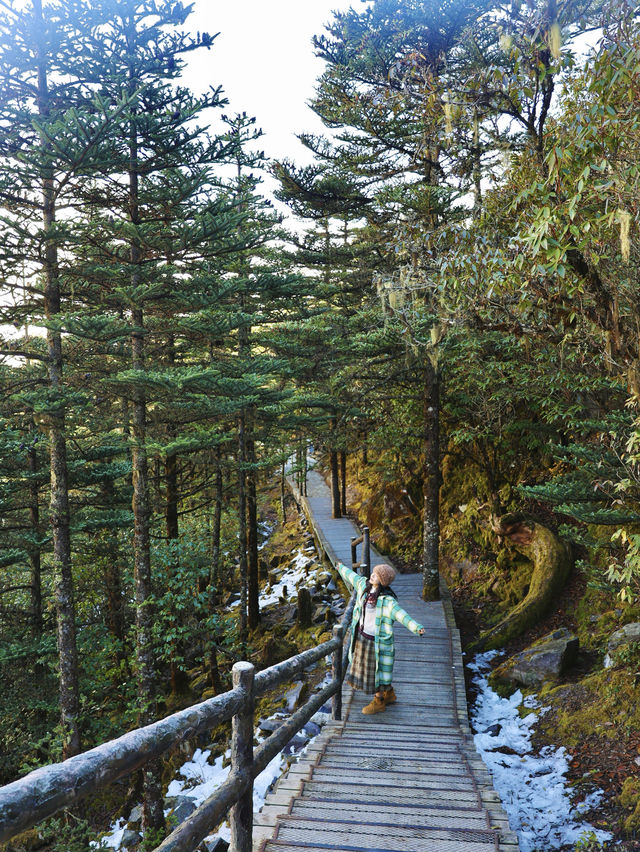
253, 470, 519, 851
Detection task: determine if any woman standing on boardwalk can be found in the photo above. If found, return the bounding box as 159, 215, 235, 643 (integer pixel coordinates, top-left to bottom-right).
336, 562, 425, 714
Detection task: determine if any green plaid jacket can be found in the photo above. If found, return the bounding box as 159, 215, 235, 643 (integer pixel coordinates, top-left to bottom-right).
336, 562, 424, 688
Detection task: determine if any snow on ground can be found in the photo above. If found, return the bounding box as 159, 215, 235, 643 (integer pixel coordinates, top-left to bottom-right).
228, 548, 324, 609
94, 819, 126, 849
468, 651, 612, 852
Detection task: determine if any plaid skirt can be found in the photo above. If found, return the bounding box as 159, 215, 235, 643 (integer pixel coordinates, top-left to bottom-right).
347, 632, 376, 694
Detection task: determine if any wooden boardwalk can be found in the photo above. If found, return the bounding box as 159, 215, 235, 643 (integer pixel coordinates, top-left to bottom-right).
254, 470, 519, 852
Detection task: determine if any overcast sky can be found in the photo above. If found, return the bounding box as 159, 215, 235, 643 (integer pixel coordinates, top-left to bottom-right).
183, 1, 357, 168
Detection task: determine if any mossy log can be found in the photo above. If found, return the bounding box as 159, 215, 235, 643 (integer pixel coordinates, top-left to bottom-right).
474, 513, 572, 651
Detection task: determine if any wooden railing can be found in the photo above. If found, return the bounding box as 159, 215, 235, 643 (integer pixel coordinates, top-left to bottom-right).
0, 594, 356, 852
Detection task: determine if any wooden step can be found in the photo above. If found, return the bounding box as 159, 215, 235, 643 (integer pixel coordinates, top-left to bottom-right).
262, 819, 501, 852
275, 778, 483, 807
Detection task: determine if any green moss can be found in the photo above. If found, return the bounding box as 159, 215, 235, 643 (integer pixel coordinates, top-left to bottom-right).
538, 668, 640, 747
619, 776, 640, 833
0, 829, 44, 851
498, 556, 534, 610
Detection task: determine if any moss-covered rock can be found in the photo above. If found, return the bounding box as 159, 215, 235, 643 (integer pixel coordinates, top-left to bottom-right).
489, 628, 579, 695
537, 668, 640, 747
604, 623, 640, 668
619, 776, 640, 833
0, 829, 45, 851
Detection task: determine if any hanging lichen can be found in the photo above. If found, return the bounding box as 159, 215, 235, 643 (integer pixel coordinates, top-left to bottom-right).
443, 96, 453, 141
547, 23, 562, 60
618, 208, 631, 262
499, 31, 513, 52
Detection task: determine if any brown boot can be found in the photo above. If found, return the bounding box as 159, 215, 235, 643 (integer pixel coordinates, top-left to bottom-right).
362, 694, 386, 715
383, 687, 397, 704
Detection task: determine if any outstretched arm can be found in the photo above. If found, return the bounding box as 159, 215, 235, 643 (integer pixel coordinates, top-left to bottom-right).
390, 601, 425, 635
335, 561, 362, 592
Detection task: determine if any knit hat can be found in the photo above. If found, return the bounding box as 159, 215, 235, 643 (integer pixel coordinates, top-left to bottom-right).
373, 563, 396, 587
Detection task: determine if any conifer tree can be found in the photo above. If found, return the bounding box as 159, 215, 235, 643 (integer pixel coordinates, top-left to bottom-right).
0, 0, 113, 758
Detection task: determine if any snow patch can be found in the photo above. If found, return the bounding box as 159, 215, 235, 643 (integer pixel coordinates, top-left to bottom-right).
228, 548, 320, 610
468, 652, 612, 852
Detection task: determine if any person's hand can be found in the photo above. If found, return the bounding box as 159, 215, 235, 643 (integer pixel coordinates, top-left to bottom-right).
418, 628, 425, 636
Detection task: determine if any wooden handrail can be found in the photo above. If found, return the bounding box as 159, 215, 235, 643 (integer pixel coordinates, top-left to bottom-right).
0, 598, 355, 852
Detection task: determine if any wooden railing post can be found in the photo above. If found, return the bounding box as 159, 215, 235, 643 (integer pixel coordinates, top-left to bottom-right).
362, 527, 371, 578
331, 624, 344, 721
230, 662, 255, 852
350, 536, 358, 569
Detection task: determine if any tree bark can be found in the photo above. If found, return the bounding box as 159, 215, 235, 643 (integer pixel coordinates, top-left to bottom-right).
340, 450, 347, 516
209, 451, 223, 692
34, 0, 80, 758
280, 457, 287, 522
247, 419, 259, 630
26, 440, 43, 638
237, 417, 248, 650
127, 24, 164, 831
101, 481, 126, 664
422, 359, 441, 601
165, 334, 183, 693
330, 417, 341, 519
475, 514, 572, 650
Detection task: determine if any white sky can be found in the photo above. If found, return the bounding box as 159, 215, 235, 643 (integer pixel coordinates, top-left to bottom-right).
183, 1, 357, 168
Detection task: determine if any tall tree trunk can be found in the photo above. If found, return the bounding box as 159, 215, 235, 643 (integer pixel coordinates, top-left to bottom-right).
340, 450, 347, 516
127, 29, 164, 832
34, 0, 80, 758
27, 440, 43, 638
101, 481, 126, 666
422, 359, 441, 601
164, 335, 183, 693
131, 308, 164, 831
246, 417, 259, 630
165, 442, 184, 693
302, 442, 308, 497
104, 546, 126, 654
209, 451, 223, 692
280, 457, 287, 522
330, 418, 341, 519
237, 417, 248, 650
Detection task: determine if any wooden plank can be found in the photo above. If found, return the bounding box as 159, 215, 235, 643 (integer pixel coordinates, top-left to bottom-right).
271, 821, 499, 852
291, 801, 491, 829
275, 779, 482, 807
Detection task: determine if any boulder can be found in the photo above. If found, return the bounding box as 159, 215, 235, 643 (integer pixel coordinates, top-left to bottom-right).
169, 795, 197, 825
127, 805, 142, 825
441, 556, 479, 585
120, 829, 141, 849
259, 717, 285, 735
204, 838, 230, 852
282, 732, 309, 754
604, 622, 640, 668
313, 604, 328, 624
303, 720, 321, 737
489, 628, 579, 692
284, 681, 308, 712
